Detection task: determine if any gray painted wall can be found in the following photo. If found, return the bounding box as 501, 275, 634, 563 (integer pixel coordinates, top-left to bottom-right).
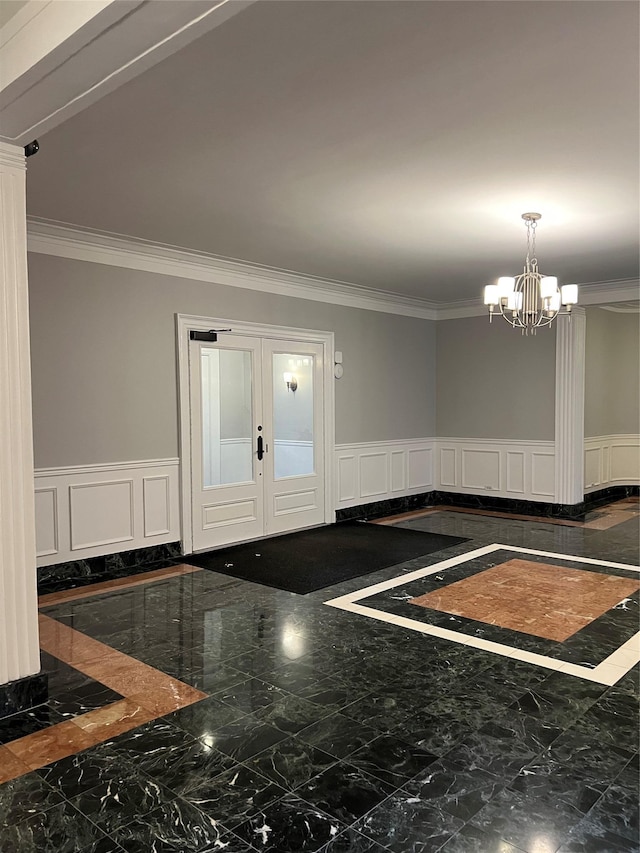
436, 315, 556, 440
27, 253, 436, 468
585, 307, 640, 437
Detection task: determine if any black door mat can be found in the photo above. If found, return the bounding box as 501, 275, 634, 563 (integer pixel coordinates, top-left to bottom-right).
183, 522, 469, 594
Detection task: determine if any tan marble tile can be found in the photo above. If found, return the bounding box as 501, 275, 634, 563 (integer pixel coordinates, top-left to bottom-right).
71, 698, 156, 740
0, 745, 31, 782
5, 720, 96, 771
128, 681, 207, 716
410, 558, 640, 642
38, 564, 202, 608
38, 614, 113, 666
76, 655, 175, 696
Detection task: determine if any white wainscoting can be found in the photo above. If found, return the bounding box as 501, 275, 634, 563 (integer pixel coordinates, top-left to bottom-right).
334, 439, 436, 509
34, 459, 180, 567
584, 435, 640, 492
436, 438, 556, 501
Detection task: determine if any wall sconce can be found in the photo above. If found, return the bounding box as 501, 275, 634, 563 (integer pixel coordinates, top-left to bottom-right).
283, 372, 298, 393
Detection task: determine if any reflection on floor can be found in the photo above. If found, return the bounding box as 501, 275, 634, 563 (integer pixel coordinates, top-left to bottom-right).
0, 502, 638, 852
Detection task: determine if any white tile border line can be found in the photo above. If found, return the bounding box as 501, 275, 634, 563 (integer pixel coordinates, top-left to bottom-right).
324, 543, 640, 686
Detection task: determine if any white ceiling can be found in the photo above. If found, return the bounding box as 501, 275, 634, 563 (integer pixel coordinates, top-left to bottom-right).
25, 0, 639, 303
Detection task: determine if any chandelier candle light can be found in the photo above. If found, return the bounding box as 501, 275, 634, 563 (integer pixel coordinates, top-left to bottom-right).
484, 213, 578, 334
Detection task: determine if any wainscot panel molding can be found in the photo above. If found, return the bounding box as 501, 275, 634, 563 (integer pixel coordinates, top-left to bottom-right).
335, 439, 436, 510
435, 438, 556, 503
584, 435, 640, 492
34, 459, 180, 567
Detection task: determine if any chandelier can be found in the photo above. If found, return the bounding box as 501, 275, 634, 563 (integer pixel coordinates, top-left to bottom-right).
484, 213, 578, 333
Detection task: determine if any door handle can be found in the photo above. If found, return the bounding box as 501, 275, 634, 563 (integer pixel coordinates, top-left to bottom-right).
257, 435, 264, 461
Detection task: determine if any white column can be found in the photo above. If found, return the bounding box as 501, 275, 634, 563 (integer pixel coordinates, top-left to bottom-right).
0, 141, 40, 685
554, 307, 586, 505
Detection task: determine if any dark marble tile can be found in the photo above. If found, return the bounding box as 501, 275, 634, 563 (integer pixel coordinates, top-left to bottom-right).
404, 759, 505, 823
161, 695, 247, 739
0, 799, 112, 853
48, 679, 124, 718
0, 771, 63, 827
259, 661, 335, 696
202, 715, 289, 762
442, 729, 538, 783
0, 704, 64, 744
568, 699, 640, 752
182, 765, 286, 829
469, 787, 585, 852
233, 794, 345, 851
509, 756, 607, 814
546, 728, 636, 783
255, 692, 332, 734
296, 712, 378, 759
246, 737, 337, 791
478, 712, 563, 753
190, 665, 251, 695
134, 738, 236, 796
36, 743, 130, 798
108, 719, 197, 763
508, 688, 587, 729
72, 774, 173, 833
557, 813, 640, 852
214, 677, 289, 714
78, 838, 126, 853
581, 781, 639, 842
340, 691, 414, 733
438, 823, 523, 853
393, 711, 474, 755
110, 798, 224, 852
345, 734, 438, 788
295, 762, 395, 824
320, 828, 391, 852
353, 789, 464, 853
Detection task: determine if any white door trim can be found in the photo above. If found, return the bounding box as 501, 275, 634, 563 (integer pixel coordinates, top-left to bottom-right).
176, 314, 336, 554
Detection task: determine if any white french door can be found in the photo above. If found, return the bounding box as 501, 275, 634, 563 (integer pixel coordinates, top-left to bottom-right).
188, 331, 326, 552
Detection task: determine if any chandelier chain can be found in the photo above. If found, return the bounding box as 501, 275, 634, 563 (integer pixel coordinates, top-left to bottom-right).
526, 218, 538, 266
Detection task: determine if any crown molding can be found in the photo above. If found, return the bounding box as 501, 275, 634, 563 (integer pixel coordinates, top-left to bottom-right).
26, 218, 439, 320
435, 279, 640, 320
25, 218, 638, 321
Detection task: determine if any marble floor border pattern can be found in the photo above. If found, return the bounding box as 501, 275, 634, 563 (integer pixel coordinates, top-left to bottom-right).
0, 612, 208, 784
325, 543, 640, 687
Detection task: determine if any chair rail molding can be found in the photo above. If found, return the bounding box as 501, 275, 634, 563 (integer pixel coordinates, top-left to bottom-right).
34, 458, 180, 567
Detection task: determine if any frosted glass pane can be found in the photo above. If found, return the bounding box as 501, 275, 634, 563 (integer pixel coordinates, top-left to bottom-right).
201, 348, 253, 486
273, 353, 314, 479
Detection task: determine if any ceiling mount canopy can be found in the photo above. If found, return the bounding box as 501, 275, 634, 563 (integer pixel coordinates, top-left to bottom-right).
484, 213, 579, 334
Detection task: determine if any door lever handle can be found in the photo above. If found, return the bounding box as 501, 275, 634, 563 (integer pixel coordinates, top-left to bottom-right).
257, 435, 264, 461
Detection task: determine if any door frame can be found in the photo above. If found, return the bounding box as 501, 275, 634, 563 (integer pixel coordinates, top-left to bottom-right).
176, 313, 336, 555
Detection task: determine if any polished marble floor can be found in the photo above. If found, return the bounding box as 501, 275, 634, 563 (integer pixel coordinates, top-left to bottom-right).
0, 502, 639, 852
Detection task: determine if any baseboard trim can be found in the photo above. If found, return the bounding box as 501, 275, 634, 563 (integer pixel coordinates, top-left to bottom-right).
582, 485, 639, 510
0, 672, 49, 720
37, 542, 182, 595
336, 490, 594, 522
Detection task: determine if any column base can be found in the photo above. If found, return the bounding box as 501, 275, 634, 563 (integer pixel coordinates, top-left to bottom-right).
0, 671, 49, 720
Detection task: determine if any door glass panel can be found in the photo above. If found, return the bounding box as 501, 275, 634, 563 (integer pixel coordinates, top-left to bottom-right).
201, 348, 253, 486
272, 353, 314, 479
